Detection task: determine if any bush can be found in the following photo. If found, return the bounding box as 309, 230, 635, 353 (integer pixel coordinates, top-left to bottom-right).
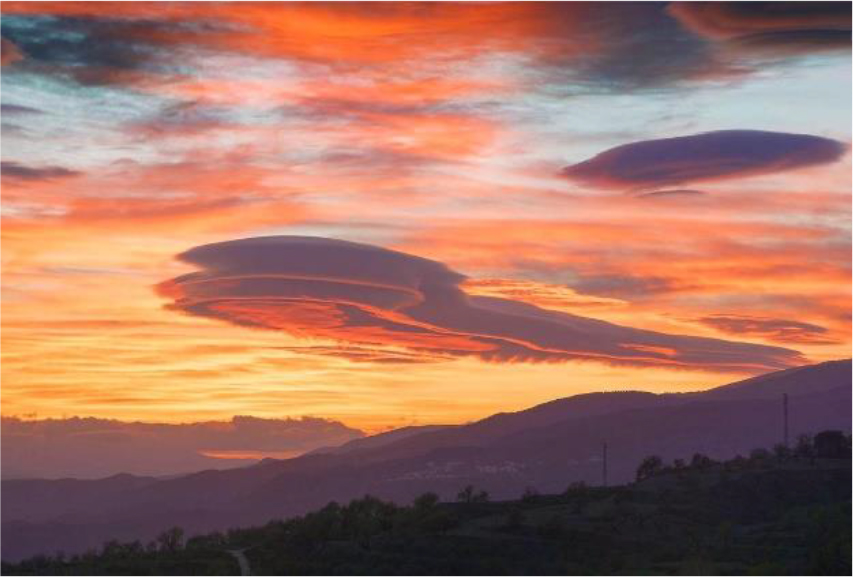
537, 515, 566, 538
521, 486, 540, 503
636, 455, 664, 481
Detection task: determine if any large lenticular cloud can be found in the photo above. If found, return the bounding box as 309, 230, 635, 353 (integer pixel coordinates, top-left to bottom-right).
157, 236, 803, 373
562, 130, 846, 191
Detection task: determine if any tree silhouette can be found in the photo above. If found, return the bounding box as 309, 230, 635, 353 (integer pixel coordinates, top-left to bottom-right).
457, 485, 489, 503
636, 455, 663, 481
414, 492, 439, 511
690, 453, 714, 469
795, 434, 814, 459
521, 486, 540, 503
156, 527, 184, 552
814, 430, 848, 459
457, 485, 475, 503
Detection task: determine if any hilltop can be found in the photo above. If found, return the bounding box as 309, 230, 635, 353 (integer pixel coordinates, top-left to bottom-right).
4, 433, 850, 575
3, 359, 850, 561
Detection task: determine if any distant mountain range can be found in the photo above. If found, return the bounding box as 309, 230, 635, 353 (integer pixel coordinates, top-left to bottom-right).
3, 359, 850, 561
1, 415, 364, 480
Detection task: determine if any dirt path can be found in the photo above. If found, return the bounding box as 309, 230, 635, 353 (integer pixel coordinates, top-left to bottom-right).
227, 549, 252, 576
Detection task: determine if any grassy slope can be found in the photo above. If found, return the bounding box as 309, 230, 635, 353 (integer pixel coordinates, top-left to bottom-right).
4, 458, 850, 576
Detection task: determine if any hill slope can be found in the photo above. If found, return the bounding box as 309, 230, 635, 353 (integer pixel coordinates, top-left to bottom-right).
2, 359, 850, 561
5, 453, 851, 575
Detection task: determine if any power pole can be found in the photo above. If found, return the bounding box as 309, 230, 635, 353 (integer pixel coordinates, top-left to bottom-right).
783, 393, 789, 448
602, 442, 608, 487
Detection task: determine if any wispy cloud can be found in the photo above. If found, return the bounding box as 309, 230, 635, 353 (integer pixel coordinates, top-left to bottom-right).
695, 314, 840, 345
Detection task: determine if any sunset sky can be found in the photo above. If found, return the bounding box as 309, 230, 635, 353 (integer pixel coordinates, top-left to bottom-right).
2, 1, 851, 433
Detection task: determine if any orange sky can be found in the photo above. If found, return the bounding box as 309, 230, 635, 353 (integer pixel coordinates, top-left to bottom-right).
1, 2, 850, 433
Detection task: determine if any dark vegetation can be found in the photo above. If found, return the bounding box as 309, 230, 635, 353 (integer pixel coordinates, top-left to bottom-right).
4, 432, 850, 576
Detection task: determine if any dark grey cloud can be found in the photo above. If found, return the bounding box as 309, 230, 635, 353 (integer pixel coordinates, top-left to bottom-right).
1, 161, 79, 181
0, 14, 208, 85
157, 236, 803, 373
0, 103, 42, 115
696, 314, 840, 345
669, 2, 852, 54
562, 130, 846, 190
554, 1, 725, 92
2, 2, 845, 99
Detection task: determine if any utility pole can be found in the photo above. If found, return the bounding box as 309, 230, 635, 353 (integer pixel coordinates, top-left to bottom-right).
783, 393, 789, 448
602, 442, 608, 487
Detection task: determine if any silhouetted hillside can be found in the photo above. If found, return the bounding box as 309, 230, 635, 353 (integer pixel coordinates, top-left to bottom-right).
695, 358, 852, 400
309, 424, 455, 456
3, 360, 850, 562
4, 437, 850, 575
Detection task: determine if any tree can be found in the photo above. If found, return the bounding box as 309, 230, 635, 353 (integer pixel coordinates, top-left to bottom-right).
521, 486, 540, 503
156, 527, 184, 552
538, 515, 566, 538
814, 430, 848, 459
690, 453, 714, 469
457, 485, 489, 503
749, 447, 771, 463
504, 507, 525, 532
457, 485, 475, 503
472, 489, 490, 503
795, 434, 814, 459
635, 455, 663, 482
414, 492, 439, 511
773, 443, 792, 461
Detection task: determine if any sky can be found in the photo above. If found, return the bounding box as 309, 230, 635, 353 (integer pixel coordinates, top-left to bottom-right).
2, 1, 851, 434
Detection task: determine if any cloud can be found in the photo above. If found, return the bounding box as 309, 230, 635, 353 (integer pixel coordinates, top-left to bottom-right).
546, 2, 736, 91
561, 130, 846, 190
1, 415, 364, 479
696, 314, 840, 345
570, 274, 691, 300
0, 103, 42, 115
669, 2, 852, 54
636, 189, 707, 200
0, 14, 200, 85
1, 161, 80, 181
275, 346, 454, 365
157, 236, 803, 373
462, 278, 628, 312
1, 36, 23, 65
0, 2, 802, 97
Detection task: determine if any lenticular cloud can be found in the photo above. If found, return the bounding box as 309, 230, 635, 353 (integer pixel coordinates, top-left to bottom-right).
157, 236, 803, 372
562, 130, 846, 190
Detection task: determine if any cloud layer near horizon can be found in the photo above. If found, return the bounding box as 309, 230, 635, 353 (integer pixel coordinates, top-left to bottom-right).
2, 414, 363, 479
158, 236, 802, 373
562, 130, 846, 191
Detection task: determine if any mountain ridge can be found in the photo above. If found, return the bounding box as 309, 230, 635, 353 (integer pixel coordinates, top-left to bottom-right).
3, 359, 850, 561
